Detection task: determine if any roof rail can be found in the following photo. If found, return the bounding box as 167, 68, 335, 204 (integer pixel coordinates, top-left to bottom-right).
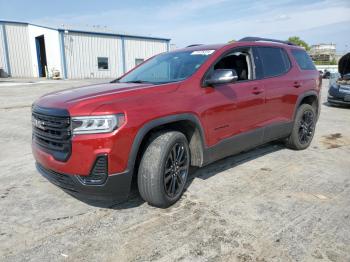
239, 37, 295, 46
186, 44, 203, 48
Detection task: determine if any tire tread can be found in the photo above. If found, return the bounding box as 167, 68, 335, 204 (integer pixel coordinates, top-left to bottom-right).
138, 131, 189, 207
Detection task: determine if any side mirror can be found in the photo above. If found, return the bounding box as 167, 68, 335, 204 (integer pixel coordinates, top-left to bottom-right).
204, 69, 238, 86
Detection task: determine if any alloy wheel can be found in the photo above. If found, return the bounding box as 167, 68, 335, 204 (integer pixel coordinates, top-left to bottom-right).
298, 110, 315, 144
163, 142, 189, 198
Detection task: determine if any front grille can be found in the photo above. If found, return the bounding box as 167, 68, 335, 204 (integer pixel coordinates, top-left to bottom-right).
32, 106, 71, 161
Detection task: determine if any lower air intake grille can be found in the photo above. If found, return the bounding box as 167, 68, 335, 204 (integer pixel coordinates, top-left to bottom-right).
37, 163, 77, 191
77, 155, 108, 185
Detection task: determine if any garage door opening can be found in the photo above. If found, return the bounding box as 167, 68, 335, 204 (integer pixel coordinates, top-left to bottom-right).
35, 35, 47, 77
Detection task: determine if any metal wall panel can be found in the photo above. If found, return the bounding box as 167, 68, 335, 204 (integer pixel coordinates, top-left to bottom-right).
5, 23, 33, 77
0, 24, 6, 71
64, 32, 123, 79
124, 38, 168, 72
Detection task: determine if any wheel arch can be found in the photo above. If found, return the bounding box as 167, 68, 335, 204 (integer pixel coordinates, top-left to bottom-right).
293, 91, 320, 120
127, 114, 207, 178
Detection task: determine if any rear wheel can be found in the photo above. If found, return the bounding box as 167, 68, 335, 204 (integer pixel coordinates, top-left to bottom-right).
137, 131, 190, 208
285, 104, 316, 150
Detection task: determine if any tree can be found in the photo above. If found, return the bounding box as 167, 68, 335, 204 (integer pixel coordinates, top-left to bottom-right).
330, 58, 337, 65
228, 39, 236, 43
287, 36, 310, 51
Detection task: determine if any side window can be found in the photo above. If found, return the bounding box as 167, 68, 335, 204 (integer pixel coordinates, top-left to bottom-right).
291, 49, 316, 70
97, 57, 109, 70
213, 48, 253, 81
257, 47, 291, 78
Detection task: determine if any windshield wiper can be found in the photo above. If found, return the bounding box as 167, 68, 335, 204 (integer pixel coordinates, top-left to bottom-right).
125, 80, 152, 84
153, 80, 183, 84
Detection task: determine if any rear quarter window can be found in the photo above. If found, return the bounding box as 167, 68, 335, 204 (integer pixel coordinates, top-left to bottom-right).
291, 49, 316, 70
256, 46, 291, 78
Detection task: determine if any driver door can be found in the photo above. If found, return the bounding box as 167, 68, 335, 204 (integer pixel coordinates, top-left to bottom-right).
200, 47, 266, 150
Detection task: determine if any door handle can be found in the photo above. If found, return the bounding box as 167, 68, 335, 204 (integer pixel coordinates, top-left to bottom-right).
252, 87, 263, 95
293, 81, 302, 88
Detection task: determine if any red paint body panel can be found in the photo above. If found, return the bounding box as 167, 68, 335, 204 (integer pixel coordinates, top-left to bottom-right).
32, 41, 320, 177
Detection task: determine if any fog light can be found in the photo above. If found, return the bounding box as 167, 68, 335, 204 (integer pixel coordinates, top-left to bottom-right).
77, 155, 108, 185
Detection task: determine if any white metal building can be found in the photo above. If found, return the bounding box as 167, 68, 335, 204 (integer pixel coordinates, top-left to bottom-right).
0, 21, 170, 79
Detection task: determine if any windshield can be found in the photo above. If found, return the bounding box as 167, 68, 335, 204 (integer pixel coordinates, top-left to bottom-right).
118, 50, 215, 84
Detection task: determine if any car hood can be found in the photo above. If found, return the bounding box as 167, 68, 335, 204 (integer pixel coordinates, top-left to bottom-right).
35, 82, 179, 114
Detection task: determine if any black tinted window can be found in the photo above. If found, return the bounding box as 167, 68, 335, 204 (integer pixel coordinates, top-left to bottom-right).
135, 58, 144, 66
98, 57, 109, 70
291, 49, 316, 70
257, 47, 291, 78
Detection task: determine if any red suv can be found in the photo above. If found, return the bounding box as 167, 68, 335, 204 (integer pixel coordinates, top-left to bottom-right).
32, 37, 320, 207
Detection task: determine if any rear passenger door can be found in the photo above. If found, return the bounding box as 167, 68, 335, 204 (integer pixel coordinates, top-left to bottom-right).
254, 46, 296, 140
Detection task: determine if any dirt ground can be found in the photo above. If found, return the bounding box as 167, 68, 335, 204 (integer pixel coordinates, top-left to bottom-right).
0, 79, 349, 262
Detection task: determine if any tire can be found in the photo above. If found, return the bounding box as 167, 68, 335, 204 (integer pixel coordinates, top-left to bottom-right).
137, 131, 190, 208
285, 104, 316, 150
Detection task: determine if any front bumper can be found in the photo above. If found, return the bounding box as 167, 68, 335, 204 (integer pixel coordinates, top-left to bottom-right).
36, 162, 132, 202
328, 96, 350, 105
31, 105, 132, 176
32, 130, 129, 176
328, 84, 350, 106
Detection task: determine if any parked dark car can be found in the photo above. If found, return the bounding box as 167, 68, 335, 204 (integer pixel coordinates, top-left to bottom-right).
323, 70, 331, 79
328, 53, 350, 106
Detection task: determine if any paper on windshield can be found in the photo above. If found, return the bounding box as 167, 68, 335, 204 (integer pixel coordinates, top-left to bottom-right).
191, 50, 215, 55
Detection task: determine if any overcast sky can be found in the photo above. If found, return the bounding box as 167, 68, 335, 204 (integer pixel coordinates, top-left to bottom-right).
1, 0, 349, 52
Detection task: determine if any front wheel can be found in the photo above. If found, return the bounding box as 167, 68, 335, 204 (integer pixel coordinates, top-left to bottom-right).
137, 131, 190, 208
285, 104, 316, 150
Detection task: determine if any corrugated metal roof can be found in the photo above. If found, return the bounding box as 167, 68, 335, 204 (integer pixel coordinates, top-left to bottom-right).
0, 20, 171, 42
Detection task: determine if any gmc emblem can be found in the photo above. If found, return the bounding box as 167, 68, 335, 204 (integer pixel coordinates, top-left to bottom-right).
32, 118, 46, 130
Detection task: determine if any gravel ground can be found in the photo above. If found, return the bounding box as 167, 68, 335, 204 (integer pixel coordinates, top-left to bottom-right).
0, 78, 349, 262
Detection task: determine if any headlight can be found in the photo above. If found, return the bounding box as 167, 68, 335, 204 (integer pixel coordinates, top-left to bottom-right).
71, 114, 124, 135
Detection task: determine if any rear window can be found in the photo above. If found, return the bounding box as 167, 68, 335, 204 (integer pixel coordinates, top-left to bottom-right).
257, 47, 291, 78
291, 49, 316, 70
